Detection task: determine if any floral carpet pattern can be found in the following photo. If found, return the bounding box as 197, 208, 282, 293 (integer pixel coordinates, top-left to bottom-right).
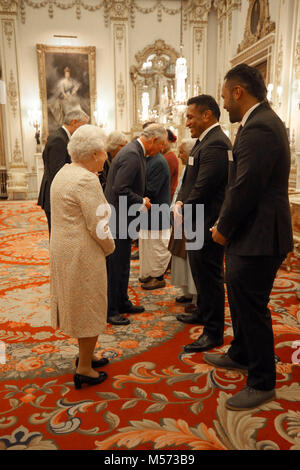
0, 201, 299, 451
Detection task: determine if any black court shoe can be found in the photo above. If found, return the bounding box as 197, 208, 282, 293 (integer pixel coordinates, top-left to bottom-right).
75, 357, 109, 369
74, 371, 108, 390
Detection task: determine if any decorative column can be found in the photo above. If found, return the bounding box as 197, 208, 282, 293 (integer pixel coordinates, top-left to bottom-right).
287, 0, 300, 189
215, 0, 241, 139
215, 1, 241, 102
0, 0, 27, 199
189, 1, 212, 96
109, 1, 130, 132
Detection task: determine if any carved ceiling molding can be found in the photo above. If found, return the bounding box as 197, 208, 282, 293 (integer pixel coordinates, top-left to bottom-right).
16, 0, 223, 27
213, 0, 241, 20
188, 0, 212, 24
237, 0, 275, 54
0, 0, 18, 15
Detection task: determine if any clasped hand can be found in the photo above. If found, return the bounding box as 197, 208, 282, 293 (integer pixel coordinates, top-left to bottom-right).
210, 225, 227, 246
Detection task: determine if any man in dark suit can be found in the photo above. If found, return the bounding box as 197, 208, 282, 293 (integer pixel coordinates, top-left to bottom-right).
37, 109, 89, 233
105, 124, 167, 325
174, 95, 232, 353
207, 64, 293, 411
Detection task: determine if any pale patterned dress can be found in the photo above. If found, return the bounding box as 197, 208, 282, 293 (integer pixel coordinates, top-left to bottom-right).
50, 163, 115, 338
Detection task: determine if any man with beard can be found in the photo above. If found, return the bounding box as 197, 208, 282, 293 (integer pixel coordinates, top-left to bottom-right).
207, 64, 293, 410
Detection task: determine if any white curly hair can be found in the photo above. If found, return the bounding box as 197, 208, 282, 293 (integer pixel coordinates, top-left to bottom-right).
106, 131, 127, 153
67, 125, 107, 162
180, 138, 196, 154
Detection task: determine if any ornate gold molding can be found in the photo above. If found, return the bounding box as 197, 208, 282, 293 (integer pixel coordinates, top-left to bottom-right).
295, 29, 300, 80
214, 0, 241, 20
134, 39, 179, 70
130, 39, 180, 125
231, 32, 274, 67
115, 23, 125, 53
7, 69, 18, 118
237, 0, 275, 53
189, 0, 212, 24
117, 73, 125, 120
109, 0, 128, 22
11, 138, 26, 168
0, 0, 18, 15
194, 27, 203, 54
277, 35, 283, 83
17, 0, 215, 27
3, 19, 13, 47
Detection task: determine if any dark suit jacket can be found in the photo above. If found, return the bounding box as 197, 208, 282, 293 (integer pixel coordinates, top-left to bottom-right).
98, 152, 112, 191
142, 152, 170, 230
217, 102, 293, 256
37, 127, 70, 212
177, 125, 232, 240
104, 140, 146, 235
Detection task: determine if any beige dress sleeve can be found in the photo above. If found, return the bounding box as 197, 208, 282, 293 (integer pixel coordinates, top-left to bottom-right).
74, 170, 115, 257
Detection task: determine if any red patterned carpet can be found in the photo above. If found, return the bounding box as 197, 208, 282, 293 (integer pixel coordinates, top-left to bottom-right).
0, 201, 299, 451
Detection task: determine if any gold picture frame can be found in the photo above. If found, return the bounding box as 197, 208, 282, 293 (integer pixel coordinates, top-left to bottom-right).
36, 44, 96, 143
236, 0, 275, 54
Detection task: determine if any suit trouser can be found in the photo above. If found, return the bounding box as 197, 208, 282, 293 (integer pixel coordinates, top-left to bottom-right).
188, 239, 225, 339
44, 210, 51, 235
106, 237, 132, 318
225, 254, 285, 391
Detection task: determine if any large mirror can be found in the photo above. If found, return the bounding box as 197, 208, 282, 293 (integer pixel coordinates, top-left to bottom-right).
130, 40, 180, 129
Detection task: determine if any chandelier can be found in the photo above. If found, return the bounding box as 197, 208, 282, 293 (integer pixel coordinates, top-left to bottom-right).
171, 0, 188, 124
138, 1, 189, 127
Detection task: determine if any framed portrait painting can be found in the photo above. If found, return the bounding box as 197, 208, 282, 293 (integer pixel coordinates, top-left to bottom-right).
36, 44, 96, 143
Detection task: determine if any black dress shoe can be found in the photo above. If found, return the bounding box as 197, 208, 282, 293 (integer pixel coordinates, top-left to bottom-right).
119, 305, 145, 314
73, 371, 107, 390
184, 304, 198, 314
75, 357, 109, 369
107, 314, 130, 325
176, 313, 203, 324
175, 295, 193, 303
183, 333, 223, 353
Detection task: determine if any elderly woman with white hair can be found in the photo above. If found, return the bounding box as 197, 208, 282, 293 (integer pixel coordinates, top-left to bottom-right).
99, 130, 127, 190
169, 138, 198, 313
50, 124, 115, 390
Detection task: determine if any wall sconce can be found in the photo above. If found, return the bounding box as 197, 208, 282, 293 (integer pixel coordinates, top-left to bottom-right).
94, 105, 108, 129
28, 108, 42, 152
276, 85, 283, 107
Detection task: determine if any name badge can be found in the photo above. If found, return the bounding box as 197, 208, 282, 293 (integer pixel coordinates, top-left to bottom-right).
188, 156, 194, 166
227, 150, 233, 162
